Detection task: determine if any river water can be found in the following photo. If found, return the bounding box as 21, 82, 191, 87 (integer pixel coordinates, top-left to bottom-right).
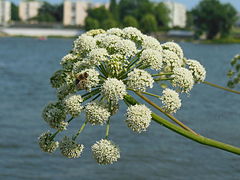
0, 37, 240, 180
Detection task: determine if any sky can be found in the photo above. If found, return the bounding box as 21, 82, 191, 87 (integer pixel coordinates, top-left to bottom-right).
10, 0, 240, 11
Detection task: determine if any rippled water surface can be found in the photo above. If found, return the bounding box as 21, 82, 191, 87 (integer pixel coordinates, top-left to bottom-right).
0, 37, 240, 180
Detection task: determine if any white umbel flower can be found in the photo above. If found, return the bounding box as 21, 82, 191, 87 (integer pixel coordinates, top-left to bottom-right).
127, 69, 154, 91
60, 53, 79, 71
142, 35, 162, 52
101, 78, 127, 102
112, 39, 137, 57
76, 69, 100, 91
162, 50, 182, 69
38, 132, 59, 153
160, 88, 181, 113
42, 102, 67, 130
186, 59, 206, 83
59, 136, 84, 158
85, 102, 110, 125
96, 34, 122, 49
85, 29, 106, 36
73, 34, 96, 54
63, 94, 83, 117
50, 70, 72, 88
72, 59, 93, 74
92, 139, 120, 165
122, 27, 143, 43
140, 49, 163, 70
162, 42, 184, 59
125, 104, 152, 133
88, 48, 108, 65
106, 28, 124, 37
172, 67, 194, 93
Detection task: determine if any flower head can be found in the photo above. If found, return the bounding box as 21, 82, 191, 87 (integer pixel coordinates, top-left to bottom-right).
142, 35, 162, 52
160, 88, 181, 113
106, 28, 124, 37
73, 34, 96, 54
38, 132, 59, 153
172, 67, 194, 93
122, 27, 143, 43
85, 102, 111, 125
85, 29, 106, 36
63, 94, 83, 117
162, 50, 182, 69
101, 78, 127, 102
92, 139, 120, 165
186, 59, 206, 83
59, 136, 84, 158
127, 69, 154, 92
50, 70, 73, 88
162, 42, 184, 59
140, 49, 163, 70
88, 48, 108, 66
60, 53, 79, 71
125, 104, 152, 133
42, 102, 67, 130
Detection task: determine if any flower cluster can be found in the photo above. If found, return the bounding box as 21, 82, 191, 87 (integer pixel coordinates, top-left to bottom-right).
126, 104, 152, 133
160, 88, 182, 113
39, 27, 206, 164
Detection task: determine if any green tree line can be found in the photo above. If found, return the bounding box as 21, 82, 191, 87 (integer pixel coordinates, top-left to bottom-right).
85, 0, 170, 33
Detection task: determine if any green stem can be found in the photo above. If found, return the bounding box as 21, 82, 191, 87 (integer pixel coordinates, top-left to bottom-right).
152, 72, 173, 77
105, 101, 112, 139
154, 77, 174, 81
72, 120, 88, 141
50, 117, 74, 140
203, 81, 240, 95
134, 91, 199, 135
124, 94, 240, 155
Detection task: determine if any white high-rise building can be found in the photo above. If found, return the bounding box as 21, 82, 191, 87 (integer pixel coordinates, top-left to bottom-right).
19, 0, 42, 21
163, 1, 186, 28
63, 0, 109, 26
0, 0, 11, 25
63, 0, 90, 26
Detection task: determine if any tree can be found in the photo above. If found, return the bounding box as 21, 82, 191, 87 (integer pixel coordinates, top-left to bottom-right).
11, 3, 20, 21
85, 17, 100, 30
123, 16, 139, 28
87, 6, 112, 24
109, 0, 119, 20
118, 0, 154, 22
192, 0, 237, 39
102, 19, 119, 30
154, 2, 170, 27
32, 2, 63, 22
140, 14, 157, 33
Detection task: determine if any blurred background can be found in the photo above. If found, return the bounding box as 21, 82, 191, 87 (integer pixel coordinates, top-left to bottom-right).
0, 0, 240, 180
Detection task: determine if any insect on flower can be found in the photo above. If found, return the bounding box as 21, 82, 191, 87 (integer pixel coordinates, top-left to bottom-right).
75, 72, 89, 90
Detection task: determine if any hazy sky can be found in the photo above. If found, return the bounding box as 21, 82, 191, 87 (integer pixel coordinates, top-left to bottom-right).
10, 0, 240, 11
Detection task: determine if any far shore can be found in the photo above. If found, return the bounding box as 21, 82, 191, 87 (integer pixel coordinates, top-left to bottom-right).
1, 27, 240, 44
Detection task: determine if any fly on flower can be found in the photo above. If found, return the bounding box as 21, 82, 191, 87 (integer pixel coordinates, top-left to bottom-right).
75, 72, 89, 90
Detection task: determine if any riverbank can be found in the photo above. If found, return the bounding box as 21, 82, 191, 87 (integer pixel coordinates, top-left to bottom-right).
0, 27, 83, 37
1, 27, 240, 44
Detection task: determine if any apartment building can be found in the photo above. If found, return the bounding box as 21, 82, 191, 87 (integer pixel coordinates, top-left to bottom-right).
0, 0, 11, 25
63, 0, 90, 26
63, 0, 109, 26
164, 1, 187, 28
19, 0, 42, 21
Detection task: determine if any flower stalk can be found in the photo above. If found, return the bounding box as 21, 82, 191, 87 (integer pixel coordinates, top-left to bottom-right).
203, 81, 240, 95
124, 94, 240, 155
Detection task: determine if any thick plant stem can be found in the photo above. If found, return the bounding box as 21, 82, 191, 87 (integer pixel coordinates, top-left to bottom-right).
124, 95, 240, 155
134, 91, 199, 136
72, 120, 88, 141
203, 81, 240, 95
151, 72, 173, 77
